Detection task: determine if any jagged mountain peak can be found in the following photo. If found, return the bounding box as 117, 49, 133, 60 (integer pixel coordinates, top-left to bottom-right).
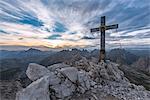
26, 48, 41, 52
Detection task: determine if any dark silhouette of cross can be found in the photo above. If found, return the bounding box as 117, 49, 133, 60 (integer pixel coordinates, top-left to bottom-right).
91, 16, 118, 62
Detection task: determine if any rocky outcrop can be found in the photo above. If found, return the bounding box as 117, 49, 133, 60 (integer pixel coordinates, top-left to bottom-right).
59, 67, 78, 83
16, 58, 150, 100
26, 63, 50, 81
0, 80, 22, 100
16, 75, 50, 100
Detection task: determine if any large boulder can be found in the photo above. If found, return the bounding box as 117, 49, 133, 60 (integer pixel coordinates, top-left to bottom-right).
50, 78, 76, 99
26, 63, 50, 81
16, 75, 50, 100
59, 67, 78, 83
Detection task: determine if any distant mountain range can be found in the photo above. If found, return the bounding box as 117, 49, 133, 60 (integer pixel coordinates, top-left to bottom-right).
40, 48, 144, 66
0, 48, 55, 59
0, 48, 149, 73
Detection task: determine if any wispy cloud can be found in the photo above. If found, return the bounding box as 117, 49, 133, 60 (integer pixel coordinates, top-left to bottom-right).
0, 0, 149, 49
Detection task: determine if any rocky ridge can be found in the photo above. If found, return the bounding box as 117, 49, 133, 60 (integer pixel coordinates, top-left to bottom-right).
16, 57, 150, 100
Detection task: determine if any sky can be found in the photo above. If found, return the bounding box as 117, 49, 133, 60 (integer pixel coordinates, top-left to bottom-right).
0, 0, 150, 50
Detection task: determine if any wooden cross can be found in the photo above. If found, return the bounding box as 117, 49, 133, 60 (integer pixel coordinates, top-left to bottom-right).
90, 16, 118, 62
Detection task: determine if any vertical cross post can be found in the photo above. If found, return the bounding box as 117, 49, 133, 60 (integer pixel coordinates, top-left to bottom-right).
100, 16, 106, 62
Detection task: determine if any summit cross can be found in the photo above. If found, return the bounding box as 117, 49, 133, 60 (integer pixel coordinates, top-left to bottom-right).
90, 16, 118, 62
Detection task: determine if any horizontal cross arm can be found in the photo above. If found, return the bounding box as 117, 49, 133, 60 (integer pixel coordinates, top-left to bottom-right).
106, 24, 118, 30
90, 28, 100, 32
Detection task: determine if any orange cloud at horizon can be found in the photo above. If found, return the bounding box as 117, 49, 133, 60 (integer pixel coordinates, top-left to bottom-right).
0, 37, 91, 49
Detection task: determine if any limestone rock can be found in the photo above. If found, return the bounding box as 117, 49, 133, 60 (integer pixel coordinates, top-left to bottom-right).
50, 79, 75, 99
47, 63, 70, 72
74, 57, 91, 71
16, 76, 50, 100
48, 72, 61, 85
26, 63, 50, 81
60, 67, 78, 83
17, 58, 150, 100
77, 70, 93, 91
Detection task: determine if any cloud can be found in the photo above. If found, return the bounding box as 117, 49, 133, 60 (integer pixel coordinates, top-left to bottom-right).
53, 22, 68, 33
0, 0, 149, 49
82, 36, 96, 40
45, 34, 61, 40
0, 22, 51, 38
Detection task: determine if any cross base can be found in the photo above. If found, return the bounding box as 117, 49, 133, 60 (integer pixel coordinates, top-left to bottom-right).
99, 49, 105, 62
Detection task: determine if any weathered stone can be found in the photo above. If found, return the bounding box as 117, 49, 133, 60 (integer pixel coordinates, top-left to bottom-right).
100, 68, 110, 80
26, 63, 50, 81
106, 62, 124, 81
78, 86, 86, 94
74, 57, 91, 71
77, 70, 92, 90
48, 73, 61, 85
90, 81, 97, 87
16, 76, 50, 100
50, 79, 75, 99
60, 67, 78, 83
48, 63, 70, 72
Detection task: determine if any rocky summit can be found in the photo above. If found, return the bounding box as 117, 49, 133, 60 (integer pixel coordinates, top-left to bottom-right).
16, 58, 150, 100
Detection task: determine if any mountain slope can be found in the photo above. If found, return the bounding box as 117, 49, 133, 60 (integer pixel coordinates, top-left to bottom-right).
40, 49, 90, 66
107, 48, 139, 65
119, 65, 150, 90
